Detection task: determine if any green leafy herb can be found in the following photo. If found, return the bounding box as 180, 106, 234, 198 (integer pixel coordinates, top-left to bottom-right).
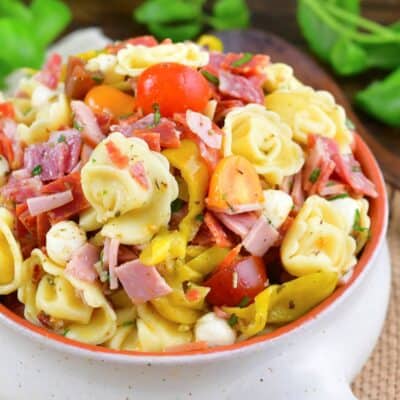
62, 328, 70, 336
328, 193, 349, 200
73, 120, 83, 131
238, 296, 251, 308
152, 103, 161, 126
227, 313, 238, 327
195, 213, 204, 222
121, 320, 135, 327
201, 70, 219, 85
171, 198, 184, 213
134, 0, 250, 42
57, 134, 66, 143
356, 67, 400, 127
231, 52, 253, 67
309, 168, 321, 183
91, 75, 103, 84
32, 164, 42, 176
353, 209, 369, 233
0, 0, 71, 86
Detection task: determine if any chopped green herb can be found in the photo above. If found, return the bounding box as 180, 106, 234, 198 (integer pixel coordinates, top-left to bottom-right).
328, 193, 349, 201
119, 112, 134, 120
201, 70, 219, 85
227, 313, 238, 327
152, 103, 161, 126
92, 158, 97, 163
62, 329, 70, 336
100, 271, 109, 283
31, 164, 42, 176
73, 120, 83, 131
353, 209, 369, 233
121, 320, 135, 327
171, 198, 184, 213
47, 276, 55, 286
231, 52, 253, 67
352, 165, 362, 173
238, 296, 251, 308
57, 134, 66, 143
309, 168, 321, 183
345, 118, 355, 130
91, 75, 103, 83
195, 213, 204, 222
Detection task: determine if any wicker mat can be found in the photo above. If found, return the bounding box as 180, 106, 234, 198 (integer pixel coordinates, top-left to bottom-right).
352, 188, 400, 399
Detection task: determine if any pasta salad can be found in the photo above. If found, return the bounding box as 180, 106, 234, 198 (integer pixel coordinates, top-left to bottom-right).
0, 36, 377, 352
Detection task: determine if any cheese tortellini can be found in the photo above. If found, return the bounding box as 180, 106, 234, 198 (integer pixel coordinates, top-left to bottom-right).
85, 54, 125, 85
18, 249, 117, 345
281, 196, 357, 277
0, 208, 23, 295
223, 104, 304, 186
263, 63, 304, 93
265, 87, 353, 152
81, 132, 178, 245
116, 42, 209, 77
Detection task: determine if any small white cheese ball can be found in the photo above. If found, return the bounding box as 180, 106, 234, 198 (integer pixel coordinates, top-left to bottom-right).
46, 221, 87, 266
31, 84, 56, 108
262, 189, 293, 228
329, 197, 361, 234
0, 155, 10, 186
195, 312, 236, 347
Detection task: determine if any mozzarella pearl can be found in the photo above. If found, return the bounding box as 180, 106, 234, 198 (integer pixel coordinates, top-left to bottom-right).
195, 312, 236, 347
262, 189, 293, 228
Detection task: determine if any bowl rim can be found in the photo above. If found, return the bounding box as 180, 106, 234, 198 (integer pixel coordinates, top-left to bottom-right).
0, 133, 388, 361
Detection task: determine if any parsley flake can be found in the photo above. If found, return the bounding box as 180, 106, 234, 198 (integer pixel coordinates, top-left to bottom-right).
57, 134, 66, 143
231, 52, 253, 67
201, 70, 219, 85
73, 120, 83, 131
227, 313, 238, 327
171, 198, 184, 213
238, 296, 251, 308
195, 213, 204, 222
353, 209, 369, 233
121, 320, 135, 327
32, 164, 42, 176
328, 193, 349, 201
309, 168, 321, 183
152, 103, 161, 126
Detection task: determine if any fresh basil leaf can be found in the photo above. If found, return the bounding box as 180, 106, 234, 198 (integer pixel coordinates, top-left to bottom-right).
213, 0, 250, 18
330, 36, 367, 75
147, 21, 202, 41
326, 0, 360, 15
30, 0, 72, 46
208, 13, 249, 30
390, 21, 400, 33
297, 0, 339, 62
0, 18, 44, 69
355, 67, 400, 127
362, 41, 400, 70
135, 0, 201, 25
0, 0, 31, 20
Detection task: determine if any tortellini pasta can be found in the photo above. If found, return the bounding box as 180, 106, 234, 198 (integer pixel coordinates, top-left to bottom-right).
81, 132, 178, 244
263, 63, 304, 93
18, 249, 117, 345
330, 197, 371, 253
265, 87, 353, 152
223, 104, 304, 186
281, 195, 357, 277
116, 43, 209, 77
85, 54, 125, 85
0, 208, 23, 295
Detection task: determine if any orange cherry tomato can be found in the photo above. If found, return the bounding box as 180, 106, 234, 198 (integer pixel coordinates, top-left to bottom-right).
207, 155, 264, 213
84, 85, 136, 119
204, 256, 268, 307
136, 62, 211, 117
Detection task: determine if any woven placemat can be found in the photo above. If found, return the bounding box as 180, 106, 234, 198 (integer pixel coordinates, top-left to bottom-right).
352, 188, 400, 399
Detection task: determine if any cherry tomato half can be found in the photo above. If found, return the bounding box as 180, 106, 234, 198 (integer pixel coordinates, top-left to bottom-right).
204, 256, 268, 307
136, 62, 211, 117
85, 85, 136, 119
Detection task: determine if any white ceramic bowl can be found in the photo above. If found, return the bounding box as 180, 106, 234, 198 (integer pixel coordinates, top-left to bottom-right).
0, 134, 389, 400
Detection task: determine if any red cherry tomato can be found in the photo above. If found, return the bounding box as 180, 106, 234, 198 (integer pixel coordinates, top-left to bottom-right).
204, 256, 268, 307
136, 63, 211, 117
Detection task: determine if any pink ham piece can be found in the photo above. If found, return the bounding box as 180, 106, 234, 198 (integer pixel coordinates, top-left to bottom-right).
186, 110, 222, 149
49, 130, 82, 173
35, 54, 62, 90
215, 212, 258, 239
1, 174, 42, 203
108, 238, 120, 290
1, 118, 23, 169
242, 215, 279, 257
218, 70, 264, 104
129, 161, 149, 190
319, 181, 348, 197
115, 260, 172, 304
332, 153, 378, 198
291, 172, 304, 210
65, 243, 99, 282
71, 100, 105, 146
27, 190, 73, 216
